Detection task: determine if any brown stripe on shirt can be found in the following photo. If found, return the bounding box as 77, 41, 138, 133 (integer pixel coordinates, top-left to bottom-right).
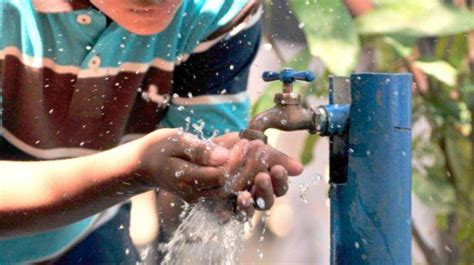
1, 55, 172, 152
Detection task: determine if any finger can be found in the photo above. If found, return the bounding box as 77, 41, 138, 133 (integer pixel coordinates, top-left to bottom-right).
263, 146, 303, 176
252, 172, 274, 211
212, 132, 240, 149
228, 140, 268, 192
171, 133, 230, 166
224, 139, 250, 175
167, 158, 225, 190
235, 191, 255, 222
270, 165, 289, 197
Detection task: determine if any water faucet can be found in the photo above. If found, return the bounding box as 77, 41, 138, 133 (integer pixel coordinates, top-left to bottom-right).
241, 69, 413, 265
239, 68, 319, 143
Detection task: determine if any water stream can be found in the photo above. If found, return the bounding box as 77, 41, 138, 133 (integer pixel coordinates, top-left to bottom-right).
161, 199, 245, 265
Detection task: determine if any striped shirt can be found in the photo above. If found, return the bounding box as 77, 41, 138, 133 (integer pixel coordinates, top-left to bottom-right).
0, 0, 261, 262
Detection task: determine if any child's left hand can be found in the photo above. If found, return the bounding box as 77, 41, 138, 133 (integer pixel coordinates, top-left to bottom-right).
212, 133, 304, 217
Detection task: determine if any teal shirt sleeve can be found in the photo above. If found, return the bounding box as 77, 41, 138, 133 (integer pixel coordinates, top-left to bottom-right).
176, 0, 255, 56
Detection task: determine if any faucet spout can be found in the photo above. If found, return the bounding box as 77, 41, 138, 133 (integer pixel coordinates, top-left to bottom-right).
241, 104, 317, 143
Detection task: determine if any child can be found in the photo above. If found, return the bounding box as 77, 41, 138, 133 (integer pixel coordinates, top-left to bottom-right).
0, 0, 303, 263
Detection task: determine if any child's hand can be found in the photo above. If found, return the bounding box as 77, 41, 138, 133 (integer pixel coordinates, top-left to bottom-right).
136, 129, 230, 202
213, 133, 304, 214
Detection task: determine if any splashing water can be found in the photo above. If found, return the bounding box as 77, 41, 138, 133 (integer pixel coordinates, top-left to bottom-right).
298, 183, 310, 204
160, 121, 253, 264
161, 200, 245, 265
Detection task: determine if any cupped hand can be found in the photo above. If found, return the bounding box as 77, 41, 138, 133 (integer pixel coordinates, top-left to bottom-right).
137, 129, 230, 202
213, 133, 304, 216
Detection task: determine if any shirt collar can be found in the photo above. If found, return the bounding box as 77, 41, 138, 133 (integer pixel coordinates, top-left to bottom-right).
33, 0, 92, 13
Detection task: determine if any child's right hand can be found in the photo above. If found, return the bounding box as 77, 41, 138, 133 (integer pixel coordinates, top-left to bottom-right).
135, 128, 230, 202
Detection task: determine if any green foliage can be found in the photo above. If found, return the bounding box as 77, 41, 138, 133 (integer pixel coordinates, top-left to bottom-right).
300, 134, 319, 165
382, 36, 416, 57
355, 0, 474, 38
290, 0, 360, 75
463, 84, 474, 109
412, 136, 456, 213
413, 60, 458, 86
434, 34, 468, 70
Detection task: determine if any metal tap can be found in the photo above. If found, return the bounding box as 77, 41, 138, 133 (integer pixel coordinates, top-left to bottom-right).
241, 69, 414, 265
240, 68, 318, 143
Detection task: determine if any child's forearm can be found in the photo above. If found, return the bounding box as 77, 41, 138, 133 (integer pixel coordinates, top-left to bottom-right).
0, 138, 150, 238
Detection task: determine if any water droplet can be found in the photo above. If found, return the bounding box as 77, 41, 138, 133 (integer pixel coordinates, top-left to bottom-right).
298, 184, 310, 204
256, 197, 265, 209
175, 170, 184, 178
263, 43, 272, 51
444, 245, 452, 253
310, 175, 322, 184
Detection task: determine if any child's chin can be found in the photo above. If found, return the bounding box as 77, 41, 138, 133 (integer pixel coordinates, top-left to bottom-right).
123, 24, 168, 36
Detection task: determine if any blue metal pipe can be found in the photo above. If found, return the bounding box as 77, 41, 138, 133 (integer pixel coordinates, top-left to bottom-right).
330, 73, 412, 265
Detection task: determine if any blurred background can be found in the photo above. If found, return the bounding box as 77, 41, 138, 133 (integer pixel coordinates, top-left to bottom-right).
131, 0, 474, 264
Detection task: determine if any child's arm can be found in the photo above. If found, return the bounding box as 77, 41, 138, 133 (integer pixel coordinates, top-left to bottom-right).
0, 128, 230, 238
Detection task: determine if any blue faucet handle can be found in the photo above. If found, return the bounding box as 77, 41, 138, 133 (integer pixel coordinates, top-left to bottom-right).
262, 68, 315, 84
262, 71, 281, 82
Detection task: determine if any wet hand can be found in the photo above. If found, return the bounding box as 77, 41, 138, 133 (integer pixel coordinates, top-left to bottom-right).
213, 133, 303, 214
137, 129, 230, 202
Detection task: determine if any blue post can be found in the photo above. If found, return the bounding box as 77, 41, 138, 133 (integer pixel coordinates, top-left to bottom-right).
330, 73, 412, 264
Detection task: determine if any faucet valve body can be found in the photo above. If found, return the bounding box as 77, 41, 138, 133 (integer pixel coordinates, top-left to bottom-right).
240, 69, 318, 143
